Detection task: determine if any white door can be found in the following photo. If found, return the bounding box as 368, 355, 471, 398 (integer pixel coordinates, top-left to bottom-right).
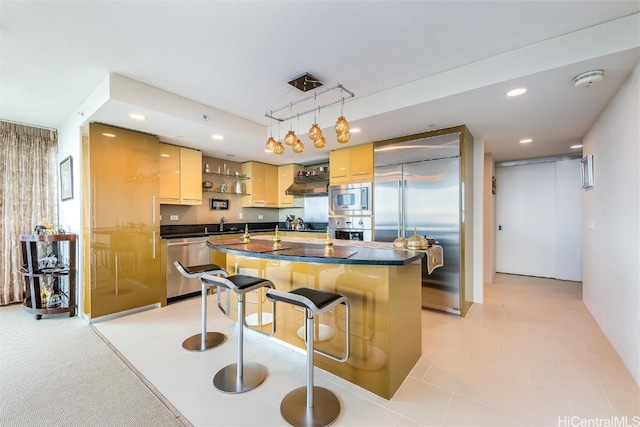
496, 162, 556, 277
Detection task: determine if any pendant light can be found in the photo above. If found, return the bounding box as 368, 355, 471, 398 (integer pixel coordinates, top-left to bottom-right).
335, 93, 350, 143
313, 106, 326, 148
265, 113, 276, 152
284, 102, 297, 146
293, 114, 304, 153
274, 119, 284, 155
308, 94, 324, 142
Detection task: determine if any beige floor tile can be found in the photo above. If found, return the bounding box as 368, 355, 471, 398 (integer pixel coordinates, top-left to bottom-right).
529, 359, 609, 404
569, 396, 639, 422
599, 377, 640, 416
499, 334, 560, 367
382, 377, 454, 426
486, 379, 573, 425
464, 344, 529, 385
441, 394, 531, 426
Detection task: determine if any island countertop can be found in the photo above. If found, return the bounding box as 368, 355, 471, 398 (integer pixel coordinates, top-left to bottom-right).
206, 235, 425, 266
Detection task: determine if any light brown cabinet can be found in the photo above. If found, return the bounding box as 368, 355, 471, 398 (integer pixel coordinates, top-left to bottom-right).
241, 161, 278, 208
277, 164, 304, 208
329, 143, 374, 185
83, 123, 161, 319
159, 143, 202, 205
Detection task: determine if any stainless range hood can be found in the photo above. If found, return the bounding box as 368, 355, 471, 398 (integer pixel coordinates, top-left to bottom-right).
285, 174, 329, 196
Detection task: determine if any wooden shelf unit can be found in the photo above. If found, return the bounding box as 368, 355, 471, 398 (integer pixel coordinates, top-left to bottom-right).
19, 234, 77, 320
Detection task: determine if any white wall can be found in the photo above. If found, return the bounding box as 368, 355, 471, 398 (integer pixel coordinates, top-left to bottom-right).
582, 62, 640, 385
483, 154, 496, 284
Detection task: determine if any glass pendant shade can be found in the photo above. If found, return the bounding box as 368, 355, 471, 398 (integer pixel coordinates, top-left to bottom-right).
313, 135, 326, 148
293, 139, 304, 153
309, 123, 322, 141
273, 141, 285, 155
337, 131, 350, 143
284, 130, 297, 146
335, 116, 349, 134
265, 136, 276, 152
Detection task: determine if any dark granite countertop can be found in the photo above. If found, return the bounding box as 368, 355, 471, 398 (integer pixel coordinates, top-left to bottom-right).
161, 222, 328, 239
206, 236, 424, 266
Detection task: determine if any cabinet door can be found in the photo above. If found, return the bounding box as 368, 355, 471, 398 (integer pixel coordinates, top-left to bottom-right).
89, 124, 159, 228
179, 147, 202, 205
159, 143, 180, 204
251, 162, 266, 206
350, 143, 374, 183
264, 164, 278, 208
329, 148, 350, 185
278, 164, 303, 207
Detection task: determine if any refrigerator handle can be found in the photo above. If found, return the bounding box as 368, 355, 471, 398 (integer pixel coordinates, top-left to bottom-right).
152, 231, 156, 259
152, 196, 156, 224
461, 182, 465, 223
397, 180, 403, 238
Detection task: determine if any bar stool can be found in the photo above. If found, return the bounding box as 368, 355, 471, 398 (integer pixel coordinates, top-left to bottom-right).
266, 287, 350, 427
201, 273, 276, 393
174, 261, 228, 351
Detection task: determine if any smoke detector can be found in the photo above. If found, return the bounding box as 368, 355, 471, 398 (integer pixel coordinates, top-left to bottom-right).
573, 70, 605, 88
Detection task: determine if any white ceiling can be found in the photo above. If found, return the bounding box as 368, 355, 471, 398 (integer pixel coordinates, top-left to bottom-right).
1, 1, 639, 165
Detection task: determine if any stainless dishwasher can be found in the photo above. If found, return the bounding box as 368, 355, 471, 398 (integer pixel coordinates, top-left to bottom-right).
166, 236, 212, 301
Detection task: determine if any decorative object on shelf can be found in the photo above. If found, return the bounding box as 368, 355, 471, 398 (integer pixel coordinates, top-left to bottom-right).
59, 156, 73, 201
204, 163, 211, 173
264, 74, 354, 155
203, 181, 213, 189
242, 224, 251, 243
234, 181, 245, 194
220, 183, 227, 193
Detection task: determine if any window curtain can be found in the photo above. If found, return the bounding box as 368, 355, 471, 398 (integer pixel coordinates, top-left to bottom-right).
0, 121, 58, 305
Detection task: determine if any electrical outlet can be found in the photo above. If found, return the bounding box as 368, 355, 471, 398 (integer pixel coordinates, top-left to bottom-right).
258, 215, 263, 220
170, 215, 179, 221
238, 213, 243, 219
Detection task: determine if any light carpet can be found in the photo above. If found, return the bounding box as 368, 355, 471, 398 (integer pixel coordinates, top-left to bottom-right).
0, 304, 186, 427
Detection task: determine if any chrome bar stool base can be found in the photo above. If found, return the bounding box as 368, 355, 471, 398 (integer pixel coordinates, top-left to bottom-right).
266, 287, 350, 427
182, 332, 226, 352
213, 362, 267, 394
201, 273, 276, 394
281, 386, 340, 427
174, 261, 229, 352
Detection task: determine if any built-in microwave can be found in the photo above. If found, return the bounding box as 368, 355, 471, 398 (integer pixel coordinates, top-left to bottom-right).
328, 182, 372, 216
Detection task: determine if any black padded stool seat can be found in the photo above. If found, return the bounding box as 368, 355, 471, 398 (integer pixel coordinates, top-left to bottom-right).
266, 287, 350, 427
201, 272, 276, 394
174, 261, 229, 352
267, 287, 345, 313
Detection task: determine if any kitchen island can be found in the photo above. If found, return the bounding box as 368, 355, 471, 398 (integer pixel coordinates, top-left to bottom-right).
207, 235, 424, 399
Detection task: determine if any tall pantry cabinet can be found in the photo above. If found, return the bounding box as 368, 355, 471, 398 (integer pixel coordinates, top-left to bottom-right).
82, 123, 162, 319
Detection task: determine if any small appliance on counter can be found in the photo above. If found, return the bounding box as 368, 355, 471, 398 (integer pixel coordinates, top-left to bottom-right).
285, 214, 295, 229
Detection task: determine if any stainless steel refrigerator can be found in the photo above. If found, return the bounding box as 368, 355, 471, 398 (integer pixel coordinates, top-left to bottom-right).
373, 133, 462, 314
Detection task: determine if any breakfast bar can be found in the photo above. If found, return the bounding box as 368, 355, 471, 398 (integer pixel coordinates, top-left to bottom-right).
207, 235, 424, 399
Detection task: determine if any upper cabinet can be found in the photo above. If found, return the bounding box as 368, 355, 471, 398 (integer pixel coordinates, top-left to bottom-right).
277, 164, 304, 208
329, 143, 374, 185
158, 143, 202, 205
242, 161, 278, 208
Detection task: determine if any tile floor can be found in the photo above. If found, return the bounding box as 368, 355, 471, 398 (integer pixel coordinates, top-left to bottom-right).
91, 274, 639, 426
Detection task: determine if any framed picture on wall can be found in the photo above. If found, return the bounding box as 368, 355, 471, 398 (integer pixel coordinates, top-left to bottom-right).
60, 156, 73, 201
580, 154, 594, 189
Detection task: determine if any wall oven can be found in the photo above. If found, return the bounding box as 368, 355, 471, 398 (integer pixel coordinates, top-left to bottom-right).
328, 182, 372, 216
329, 216, 373, 241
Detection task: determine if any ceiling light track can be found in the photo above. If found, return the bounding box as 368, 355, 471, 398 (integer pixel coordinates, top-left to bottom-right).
265, 83, 355, 122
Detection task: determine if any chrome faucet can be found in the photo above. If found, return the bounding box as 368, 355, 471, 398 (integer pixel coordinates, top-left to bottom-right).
219, 216, 227, 231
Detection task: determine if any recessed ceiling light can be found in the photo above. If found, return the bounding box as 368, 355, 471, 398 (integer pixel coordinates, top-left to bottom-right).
129, 113, 146, 120
570, 144, 583, 149
102, 133, 116, 138
507, 88, 527, 97
519, 138, 532, 144
212, 135, 224, 140
160, 154, 170, 157
351, 128, 361, 133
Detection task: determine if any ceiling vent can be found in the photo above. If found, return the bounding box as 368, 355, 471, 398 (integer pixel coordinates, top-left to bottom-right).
573, 70, 605, 88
